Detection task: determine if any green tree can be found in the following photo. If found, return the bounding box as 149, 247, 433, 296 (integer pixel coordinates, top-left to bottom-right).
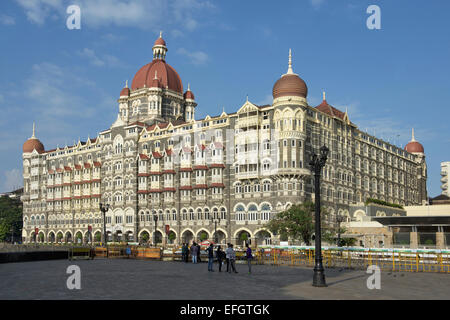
341, 237, 357, 247
95, 232, 101, 242
142, 232, 149, 242
168, 232, 176, 242
322, 226, 347, 246
239, 232, 249, 242
0, 196, 23, 242
200, 232, 208, 241
266, 202, 328, 246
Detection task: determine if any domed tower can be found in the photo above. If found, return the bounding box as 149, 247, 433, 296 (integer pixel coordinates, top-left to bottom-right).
22, 122, 46, 215
405, 128, 424, 155
23, 122, 45, 154
272, 49, 308, 107
271, 50, 309, 199
405, 128, 428, 204
118, 32, 189, 125
272, 49, 307, 138
183, 83, 197, 121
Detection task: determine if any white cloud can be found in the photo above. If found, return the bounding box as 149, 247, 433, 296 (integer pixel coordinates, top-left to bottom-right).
23, 62, 101, 120
256, 94, 273, 106
15, 0, 64, 25
100, 33, 125, 43
15, 0, 215, 32
2, 169, 22, 192
0, 14, 16, 25
78, 48, 105, 66
177, 48, 209, 65
78, 48, 122, 68
310, 0, 325, 9
170, 29, 184, 38
332, 101, 435, 147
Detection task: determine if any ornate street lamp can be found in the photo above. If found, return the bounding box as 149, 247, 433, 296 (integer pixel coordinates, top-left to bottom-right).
99, 202, 110, 257
309, 145, 329, 287
211, 217, 221, 243
153, 214, 158, 247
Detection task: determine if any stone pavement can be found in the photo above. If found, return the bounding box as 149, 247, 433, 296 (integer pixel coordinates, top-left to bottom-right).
0, 259, 449, 299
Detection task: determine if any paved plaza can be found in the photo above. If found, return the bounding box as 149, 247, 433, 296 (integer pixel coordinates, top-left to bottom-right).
0, 259, 449, 300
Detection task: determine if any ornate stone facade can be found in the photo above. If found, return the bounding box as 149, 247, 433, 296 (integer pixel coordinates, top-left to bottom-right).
21, 35, 428, 245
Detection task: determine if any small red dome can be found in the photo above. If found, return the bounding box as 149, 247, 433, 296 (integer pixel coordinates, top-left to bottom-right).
23, 138, 45, 154
405, 141, 424, 153
184, 89, 194, 100
273, 74, 308, 99
154, 37, 166, 46
120, 87, 130, 97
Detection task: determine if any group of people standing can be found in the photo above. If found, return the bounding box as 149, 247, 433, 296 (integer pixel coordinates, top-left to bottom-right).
181, 242, 253, 274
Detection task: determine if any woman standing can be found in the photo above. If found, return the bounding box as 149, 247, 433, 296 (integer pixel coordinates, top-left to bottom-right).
245, 243, 253, 274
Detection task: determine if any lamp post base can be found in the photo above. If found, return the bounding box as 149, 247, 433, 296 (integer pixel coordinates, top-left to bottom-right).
312, 269, 327, 287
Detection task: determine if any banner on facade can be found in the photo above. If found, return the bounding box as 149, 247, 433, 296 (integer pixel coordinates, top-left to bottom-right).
165, 225, 170, 235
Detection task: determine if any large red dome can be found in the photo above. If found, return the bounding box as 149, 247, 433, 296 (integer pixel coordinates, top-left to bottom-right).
405, 141, 424, 153
23, 138, 44, 154
272, 74, 308, 99
131, 60, 183, 93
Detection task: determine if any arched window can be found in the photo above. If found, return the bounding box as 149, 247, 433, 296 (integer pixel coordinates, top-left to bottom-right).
220, 207, 226, 219
248, 204, 258, 221
261, 203, 271, 220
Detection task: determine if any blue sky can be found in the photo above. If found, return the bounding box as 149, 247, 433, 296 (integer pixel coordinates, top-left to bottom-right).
0, 0, 449, 197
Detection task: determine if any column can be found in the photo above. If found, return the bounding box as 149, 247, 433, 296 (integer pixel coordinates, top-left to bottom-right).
436, 226, 445, 249
410, 226, 418, 249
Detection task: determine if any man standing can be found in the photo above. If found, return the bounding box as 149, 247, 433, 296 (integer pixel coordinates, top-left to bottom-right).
207, 243, 214, 272
190, 242, 198, 264
216, 245, 225, 272
181, 243, 187, 263
226, 243, 238, 273
196, 242, 201, 263
225, 243, 230, 272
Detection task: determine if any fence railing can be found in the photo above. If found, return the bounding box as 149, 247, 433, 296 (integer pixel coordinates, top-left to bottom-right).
253, 246, 450, 274
4, 243, 450, 273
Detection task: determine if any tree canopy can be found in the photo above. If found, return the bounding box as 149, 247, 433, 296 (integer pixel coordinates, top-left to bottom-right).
0, 196, 23, 242
266, 202, 328, 246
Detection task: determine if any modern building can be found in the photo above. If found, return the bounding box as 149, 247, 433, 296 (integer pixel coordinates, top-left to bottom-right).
21, 34, 428, 246
441, 162, 450, 197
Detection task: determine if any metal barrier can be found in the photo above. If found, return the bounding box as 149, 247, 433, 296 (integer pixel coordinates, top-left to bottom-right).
68, 247, 94, 260
85, 245, 450, 274
94, 247, 107, 258
254, 246, 450, 274
135, 247, 162, 260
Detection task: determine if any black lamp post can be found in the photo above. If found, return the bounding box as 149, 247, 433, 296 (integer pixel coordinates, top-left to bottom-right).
153, 214, 158, 246
309, 145, 329, 287
99, 202, 110, 257
211, 217, 221, 243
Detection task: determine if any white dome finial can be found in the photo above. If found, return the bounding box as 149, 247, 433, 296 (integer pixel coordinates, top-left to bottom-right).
31, 122, 36, 138
287, 48, 294, 74
411, 128, 416, 142
159, 30, 163, 38
323, 90, 326, 101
